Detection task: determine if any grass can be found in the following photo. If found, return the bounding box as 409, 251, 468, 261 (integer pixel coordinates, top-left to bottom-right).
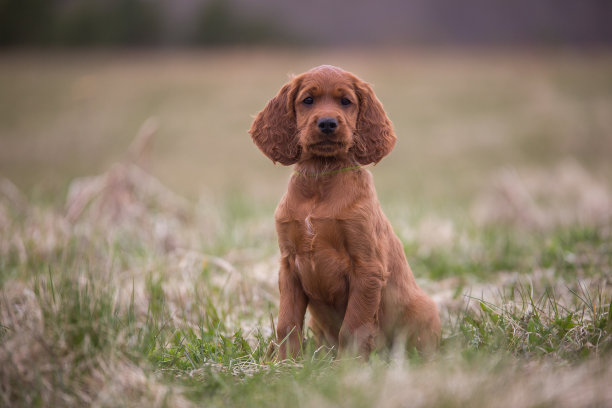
1, 49, 612, 407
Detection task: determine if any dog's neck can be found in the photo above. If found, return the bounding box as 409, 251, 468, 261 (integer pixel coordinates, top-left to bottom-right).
289, 156, 365, 201
288, 158, 367, 204
293, 155, 361, 179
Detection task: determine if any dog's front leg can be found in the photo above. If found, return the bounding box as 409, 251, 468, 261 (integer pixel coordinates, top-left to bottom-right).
276, 255, 308, 360
339, 264, 384, 358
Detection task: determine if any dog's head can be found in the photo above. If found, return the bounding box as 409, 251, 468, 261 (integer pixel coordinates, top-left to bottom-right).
249, 65, 396, 165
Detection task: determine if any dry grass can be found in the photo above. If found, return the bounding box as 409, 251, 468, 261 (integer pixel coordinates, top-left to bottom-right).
1, 155, 611, 406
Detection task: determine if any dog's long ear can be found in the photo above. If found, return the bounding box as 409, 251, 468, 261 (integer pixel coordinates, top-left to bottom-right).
351, 77, 396, 165
249, 76, 302, 165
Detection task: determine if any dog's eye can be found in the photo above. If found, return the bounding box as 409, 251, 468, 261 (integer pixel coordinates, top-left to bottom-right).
303, 97, 314, 105
341, 98, 352, 106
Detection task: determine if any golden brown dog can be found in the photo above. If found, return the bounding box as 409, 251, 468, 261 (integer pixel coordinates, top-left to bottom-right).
250, 65, 440, 359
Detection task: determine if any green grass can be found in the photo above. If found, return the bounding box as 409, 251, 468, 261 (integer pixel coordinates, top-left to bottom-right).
1, 49, 612, 407
404, 224, 612, 281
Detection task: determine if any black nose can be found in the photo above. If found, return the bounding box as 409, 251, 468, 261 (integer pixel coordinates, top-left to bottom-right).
317, 117, 338, 134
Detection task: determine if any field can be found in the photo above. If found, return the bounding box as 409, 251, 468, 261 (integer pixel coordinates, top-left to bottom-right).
1, 49, 612, 407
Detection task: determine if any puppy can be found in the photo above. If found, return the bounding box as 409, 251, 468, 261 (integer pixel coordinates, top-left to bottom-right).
250, 65, 440, 359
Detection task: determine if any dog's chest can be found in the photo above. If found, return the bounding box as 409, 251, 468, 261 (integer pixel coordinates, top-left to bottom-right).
284, 210, 351, 303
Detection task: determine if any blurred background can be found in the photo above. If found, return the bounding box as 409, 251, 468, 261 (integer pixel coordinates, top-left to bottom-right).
2, 0, 612, 47
1, 0, 611, 212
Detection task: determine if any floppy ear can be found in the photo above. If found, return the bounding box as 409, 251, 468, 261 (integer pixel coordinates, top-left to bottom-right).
351, 77, 396, 165
249, 77, 302, 165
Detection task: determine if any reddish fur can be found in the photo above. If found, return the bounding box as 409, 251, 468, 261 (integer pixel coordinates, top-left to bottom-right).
250, 65, 441, 359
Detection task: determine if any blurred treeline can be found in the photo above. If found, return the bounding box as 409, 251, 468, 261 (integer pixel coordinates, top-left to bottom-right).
1, 0, 611, 47
0, 0, 292, 47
